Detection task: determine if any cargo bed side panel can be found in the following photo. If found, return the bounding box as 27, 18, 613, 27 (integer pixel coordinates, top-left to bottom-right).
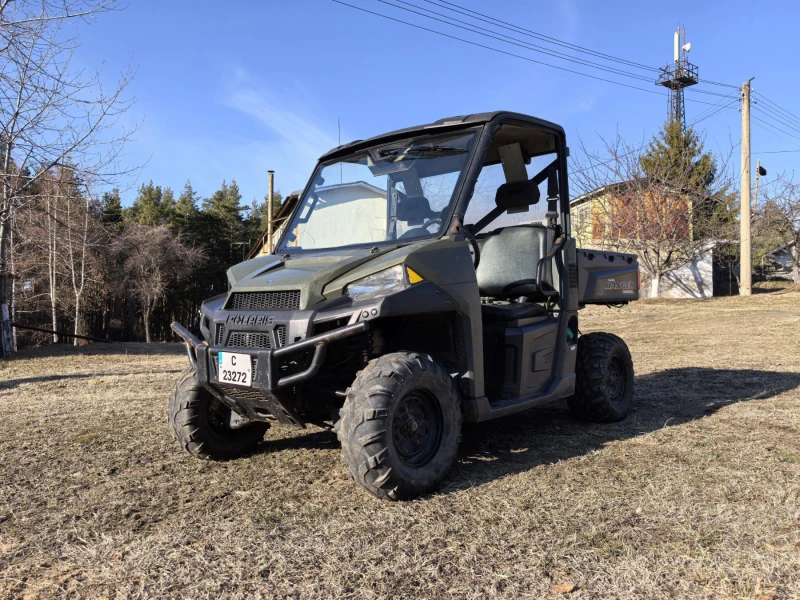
577, 249, 639, 304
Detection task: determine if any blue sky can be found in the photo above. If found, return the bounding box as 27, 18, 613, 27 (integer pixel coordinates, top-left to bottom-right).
76, 0, 800, 206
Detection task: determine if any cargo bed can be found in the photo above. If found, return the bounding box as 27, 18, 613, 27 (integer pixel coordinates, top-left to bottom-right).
576, 249, 639, 305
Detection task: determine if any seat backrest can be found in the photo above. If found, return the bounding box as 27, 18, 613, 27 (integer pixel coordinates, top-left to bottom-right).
396, 194, 435, 225
476, 224, 550, 299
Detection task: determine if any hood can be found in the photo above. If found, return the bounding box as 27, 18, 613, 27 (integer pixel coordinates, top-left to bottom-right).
226, 246, 402, 309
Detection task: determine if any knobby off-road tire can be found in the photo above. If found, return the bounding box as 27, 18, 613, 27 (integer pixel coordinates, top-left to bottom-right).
337, 352, 462, 500
169, 368, 269, 460
568, 332, 634, 423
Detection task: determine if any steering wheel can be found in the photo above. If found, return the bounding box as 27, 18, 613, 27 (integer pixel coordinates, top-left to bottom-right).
398, 218, 445, 240
462, 227, 481, 269
423, 218, 442, 232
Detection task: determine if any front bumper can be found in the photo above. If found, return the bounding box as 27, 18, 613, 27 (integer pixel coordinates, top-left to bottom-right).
171, 320, 369, 428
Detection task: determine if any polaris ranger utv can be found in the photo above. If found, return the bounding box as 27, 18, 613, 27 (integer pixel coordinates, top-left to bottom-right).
169, 111, 639, 500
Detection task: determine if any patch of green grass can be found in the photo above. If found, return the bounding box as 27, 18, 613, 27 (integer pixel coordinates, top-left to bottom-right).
73, 430, 101, 445
775, 451, 799, 464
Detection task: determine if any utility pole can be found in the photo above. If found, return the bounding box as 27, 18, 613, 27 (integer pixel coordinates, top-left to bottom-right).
740, 79, 753, 296
267, 170, 275, 254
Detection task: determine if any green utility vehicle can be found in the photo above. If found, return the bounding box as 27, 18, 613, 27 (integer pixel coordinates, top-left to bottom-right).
170, 111, 639, 500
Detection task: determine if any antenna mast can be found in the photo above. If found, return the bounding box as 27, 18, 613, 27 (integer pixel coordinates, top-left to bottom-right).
656, 25, 698, 132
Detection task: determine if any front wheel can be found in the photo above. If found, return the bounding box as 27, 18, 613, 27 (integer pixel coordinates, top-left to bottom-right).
568, 332, 634, 422
169, 368, 269, 460
337, 352, 462, 500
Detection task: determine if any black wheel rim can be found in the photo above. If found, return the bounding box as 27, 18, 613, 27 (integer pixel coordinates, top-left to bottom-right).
206, 396, 232, 434
607, 356, 627, 405
392, 389, 443, 468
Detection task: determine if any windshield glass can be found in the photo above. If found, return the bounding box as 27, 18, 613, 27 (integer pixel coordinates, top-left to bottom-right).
279, 128, 480, 252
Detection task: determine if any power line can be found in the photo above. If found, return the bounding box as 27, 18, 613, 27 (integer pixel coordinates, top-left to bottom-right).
752, 107, 800, 138
752, 101, 800, 134
382, 0, 659, 83
688, 95, 737, 123
752, 114, 800, 145
689, 98, 739, 126
423, 0, 739, 90
332, 1, 666, 96
387, 0, 737, 100
699, 79, 741, 89
753, 91, 800, 128
423, 0, 659, 73
335, 0, 745, 129
684, 96, 740, 110
686, 88, 742, 98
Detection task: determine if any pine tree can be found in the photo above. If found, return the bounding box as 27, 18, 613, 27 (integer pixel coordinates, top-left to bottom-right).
262, 190, 283, 231
161, 186, 176, 224
202, 180, 244, 229
99, 188, 124, 228
128, 180, 164, 226
640, 121, 717, 192
175, 181, 199, 217
245, 198, 264, 243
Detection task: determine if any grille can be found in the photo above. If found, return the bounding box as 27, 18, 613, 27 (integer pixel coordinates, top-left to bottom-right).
226, 326, 286, 349
568, 263, 578, 289
228, 291, 300, 311
215, 324, 225, 345
219, 384, 267, 406
228, 332, 271, 349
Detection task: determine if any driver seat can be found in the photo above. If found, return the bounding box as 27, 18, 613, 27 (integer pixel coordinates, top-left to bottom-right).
476, 224, 551, 298
473, 178, 554, 324
397, 194, 439, 239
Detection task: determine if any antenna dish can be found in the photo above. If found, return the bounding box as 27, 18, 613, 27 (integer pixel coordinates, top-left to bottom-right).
682, 42, 692, 52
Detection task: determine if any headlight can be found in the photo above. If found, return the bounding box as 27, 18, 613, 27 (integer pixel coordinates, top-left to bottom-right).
346, 265, 408, 302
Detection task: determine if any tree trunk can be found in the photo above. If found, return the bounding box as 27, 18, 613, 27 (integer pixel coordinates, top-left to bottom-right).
650, 272, 661, 298
47, 197, 59, 343
73, 297, 81, 346
9, 217, 17, 352
143, 304, 152, 343
0, 216, 8, 306
793, 247, 799, 285
0, 217, 12, 357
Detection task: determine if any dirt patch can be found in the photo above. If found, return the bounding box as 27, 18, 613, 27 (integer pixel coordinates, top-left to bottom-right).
1, 294, 799, 599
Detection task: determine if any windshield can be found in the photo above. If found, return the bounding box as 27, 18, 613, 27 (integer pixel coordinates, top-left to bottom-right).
279, 128, 480, 252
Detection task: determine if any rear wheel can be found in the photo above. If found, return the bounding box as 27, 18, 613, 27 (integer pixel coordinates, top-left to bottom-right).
169, 368, 269, 460
338, 352, 462, 500
568, 332, 634, 422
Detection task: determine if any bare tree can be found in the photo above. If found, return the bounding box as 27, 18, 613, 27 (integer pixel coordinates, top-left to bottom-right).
0, 0, 136, 355
114, 224, 203, 343
756, 176, 800, 284
571, 128, 735, 297
62, 177, 107, 344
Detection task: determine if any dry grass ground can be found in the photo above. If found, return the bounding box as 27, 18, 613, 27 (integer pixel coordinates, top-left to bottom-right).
1, 293, 799, 599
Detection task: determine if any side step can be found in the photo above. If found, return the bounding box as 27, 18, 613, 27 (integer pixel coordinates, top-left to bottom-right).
462, 375, 575, 422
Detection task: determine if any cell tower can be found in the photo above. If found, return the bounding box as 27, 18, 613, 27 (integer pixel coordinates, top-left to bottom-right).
656, 27, 698, 131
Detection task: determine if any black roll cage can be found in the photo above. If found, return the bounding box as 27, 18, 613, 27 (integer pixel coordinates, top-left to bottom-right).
275, 112, 571, 254
451, 115, 570, 238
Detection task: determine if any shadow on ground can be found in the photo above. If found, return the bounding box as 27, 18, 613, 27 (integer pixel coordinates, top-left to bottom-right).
442, 367, 800, 494
0, 369, 185, 391
241, 367, 800, 492
6, 342, 186, 360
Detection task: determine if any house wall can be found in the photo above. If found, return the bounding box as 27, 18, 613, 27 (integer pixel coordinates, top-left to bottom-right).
286, 186, 387, 250
571, 199, 595, 247
570, 190, 712, 298
642, 248, 715, 298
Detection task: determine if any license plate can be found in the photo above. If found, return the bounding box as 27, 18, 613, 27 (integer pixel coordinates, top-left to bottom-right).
218, 352, 252, 387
